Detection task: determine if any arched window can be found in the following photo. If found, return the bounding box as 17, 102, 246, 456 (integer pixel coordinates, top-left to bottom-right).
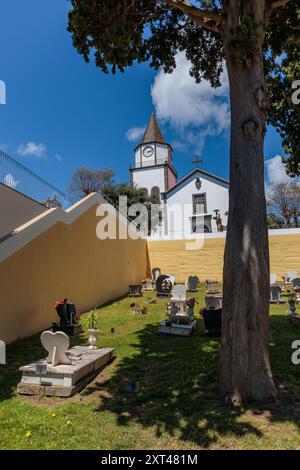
151, 186, 160, 201
142, 187, 149, 198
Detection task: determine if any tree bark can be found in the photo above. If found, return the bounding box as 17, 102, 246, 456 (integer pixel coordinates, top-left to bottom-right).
219, 0, 277, 405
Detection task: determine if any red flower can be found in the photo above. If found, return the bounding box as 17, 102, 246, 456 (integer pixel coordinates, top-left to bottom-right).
54, 300, 64, 309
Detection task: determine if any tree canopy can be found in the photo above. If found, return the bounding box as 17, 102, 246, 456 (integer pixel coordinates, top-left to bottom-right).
67, 167, 115, 203
268, 180, 300, 225
68, 0, 300, 175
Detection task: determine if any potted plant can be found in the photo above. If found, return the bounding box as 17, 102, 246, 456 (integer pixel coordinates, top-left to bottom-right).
80, 308, 101, 350
282, 291, 297, 315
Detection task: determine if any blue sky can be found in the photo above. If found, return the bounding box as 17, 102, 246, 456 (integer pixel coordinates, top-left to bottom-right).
0, 0, 285, 200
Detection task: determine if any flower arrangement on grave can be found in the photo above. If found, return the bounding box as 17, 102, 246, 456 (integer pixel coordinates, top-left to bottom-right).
79, 308, 101, 350
79, 308, 101, 331
130, 303, 148, 315
282, 290, 297, 315
185, 297, 198, 318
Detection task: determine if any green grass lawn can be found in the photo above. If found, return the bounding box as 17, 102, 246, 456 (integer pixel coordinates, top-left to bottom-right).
0, 286, 299, 450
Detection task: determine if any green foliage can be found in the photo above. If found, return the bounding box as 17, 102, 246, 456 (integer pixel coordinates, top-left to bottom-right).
266, 48, 300, 177
102, 182, 158, 208
67, 0, 300, 175
67, 0, 224, 86
267, 212, 284, 229
227, 16, 259, 63
80, 308, 101, 330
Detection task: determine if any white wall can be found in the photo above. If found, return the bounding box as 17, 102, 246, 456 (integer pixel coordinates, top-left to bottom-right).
134, 143, 171, 168
151, 173, 229, 240
132, 166, 166, 195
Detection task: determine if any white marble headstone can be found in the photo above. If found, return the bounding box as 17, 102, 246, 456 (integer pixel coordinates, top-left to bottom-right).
41, 331, 71, 367
172, 284, 187, 301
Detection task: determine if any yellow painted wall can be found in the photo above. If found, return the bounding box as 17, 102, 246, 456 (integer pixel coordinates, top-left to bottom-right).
147, 234, 300, 283
0, 203, 147, 344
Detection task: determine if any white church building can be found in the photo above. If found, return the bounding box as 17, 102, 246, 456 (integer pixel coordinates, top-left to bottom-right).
130, 113, 229, 240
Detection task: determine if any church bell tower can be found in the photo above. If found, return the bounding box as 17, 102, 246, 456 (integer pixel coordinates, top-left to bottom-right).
130, 113, 177, 199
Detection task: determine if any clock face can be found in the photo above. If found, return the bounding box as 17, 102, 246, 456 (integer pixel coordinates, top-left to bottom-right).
143, 146, 154, 158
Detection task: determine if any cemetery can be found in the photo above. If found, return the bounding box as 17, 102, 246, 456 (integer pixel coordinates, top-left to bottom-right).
0, 272, 300, 450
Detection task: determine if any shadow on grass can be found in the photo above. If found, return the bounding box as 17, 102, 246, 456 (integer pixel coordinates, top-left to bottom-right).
1, 310, 299, 448
92, 314, 300, 448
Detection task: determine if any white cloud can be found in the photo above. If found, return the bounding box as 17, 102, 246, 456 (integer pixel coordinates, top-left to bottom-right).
126, 126, 145, 142
4, 173, 18, 189
17, 142, 47, 158
151, 52, 230, 146
265, 155, 290, 186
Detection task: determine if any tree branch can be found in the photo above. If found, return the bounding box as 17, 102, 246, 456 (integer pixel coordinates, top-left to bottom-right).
269, 0, 290, 10
157, 0, 222, 33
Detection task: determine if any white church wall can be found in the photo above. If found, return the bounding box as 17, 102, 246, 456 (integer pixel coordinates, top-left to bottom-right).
156, 144, 169, 165
156, 174, 229, 240
132, 166, 166, 194
135, 148, 156, 168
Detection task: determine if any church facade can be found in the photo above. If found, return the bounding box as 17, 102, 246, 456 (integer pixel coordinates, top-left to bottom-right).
130, 113, 229, 239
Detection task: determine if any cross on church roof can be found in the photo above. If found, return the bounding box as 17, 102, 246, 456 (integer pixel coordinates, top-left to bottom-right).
192, 155, 203, 169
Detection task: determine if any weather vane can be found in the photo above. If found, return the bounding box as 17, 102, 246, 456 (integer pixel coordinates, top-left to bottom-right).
192, 155, 203, 169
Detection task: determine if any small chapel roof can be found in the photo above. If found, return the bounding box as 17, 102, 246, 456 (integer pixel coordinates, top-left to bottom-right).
141, 113, 165, 144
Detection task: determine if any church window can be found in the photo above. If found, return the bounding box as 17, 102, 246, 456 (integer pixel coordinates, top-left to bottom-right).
151, 186, 160, 201
193, 194, 207, 214
142, 188, 149, 198
192, 215, 212, 233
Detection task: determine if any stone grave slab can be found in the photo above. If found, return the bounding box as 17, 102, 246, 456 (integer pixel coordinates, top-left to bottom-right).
158, 320, 197, 337
17, 346, 114, 398
270, 286, 286, 304
187, 276, 199, 292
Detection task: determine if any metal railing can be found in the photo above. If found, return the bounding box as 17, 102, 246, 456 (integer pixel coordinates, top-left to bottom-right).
0, 149, 65, 204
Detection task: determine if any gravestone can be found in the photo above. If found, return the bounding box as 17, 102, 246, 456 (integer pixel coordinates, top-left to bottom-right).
171, 284, 187, 314
270, 286, 285, 304
172, 284, 187, 301
53, 298, 82, 336
152, 268, 161, 281
156, 275, 172, 297
41, 331, 72, 367
293, 278, 300, 288
128, 284, 143, 297
287, 272, 298, 282
186, 298, 197, 318
201, 308, 222, 337
187, 276, 199, 292
207, 282, 221, 294
205, 293, 223, 310
18, 330, 115, 398
166, 274, 176, 286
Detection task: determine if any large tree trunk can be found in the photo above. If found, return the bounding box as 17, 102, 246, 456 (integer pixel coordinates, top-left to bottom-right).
219, 0, 277, 405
